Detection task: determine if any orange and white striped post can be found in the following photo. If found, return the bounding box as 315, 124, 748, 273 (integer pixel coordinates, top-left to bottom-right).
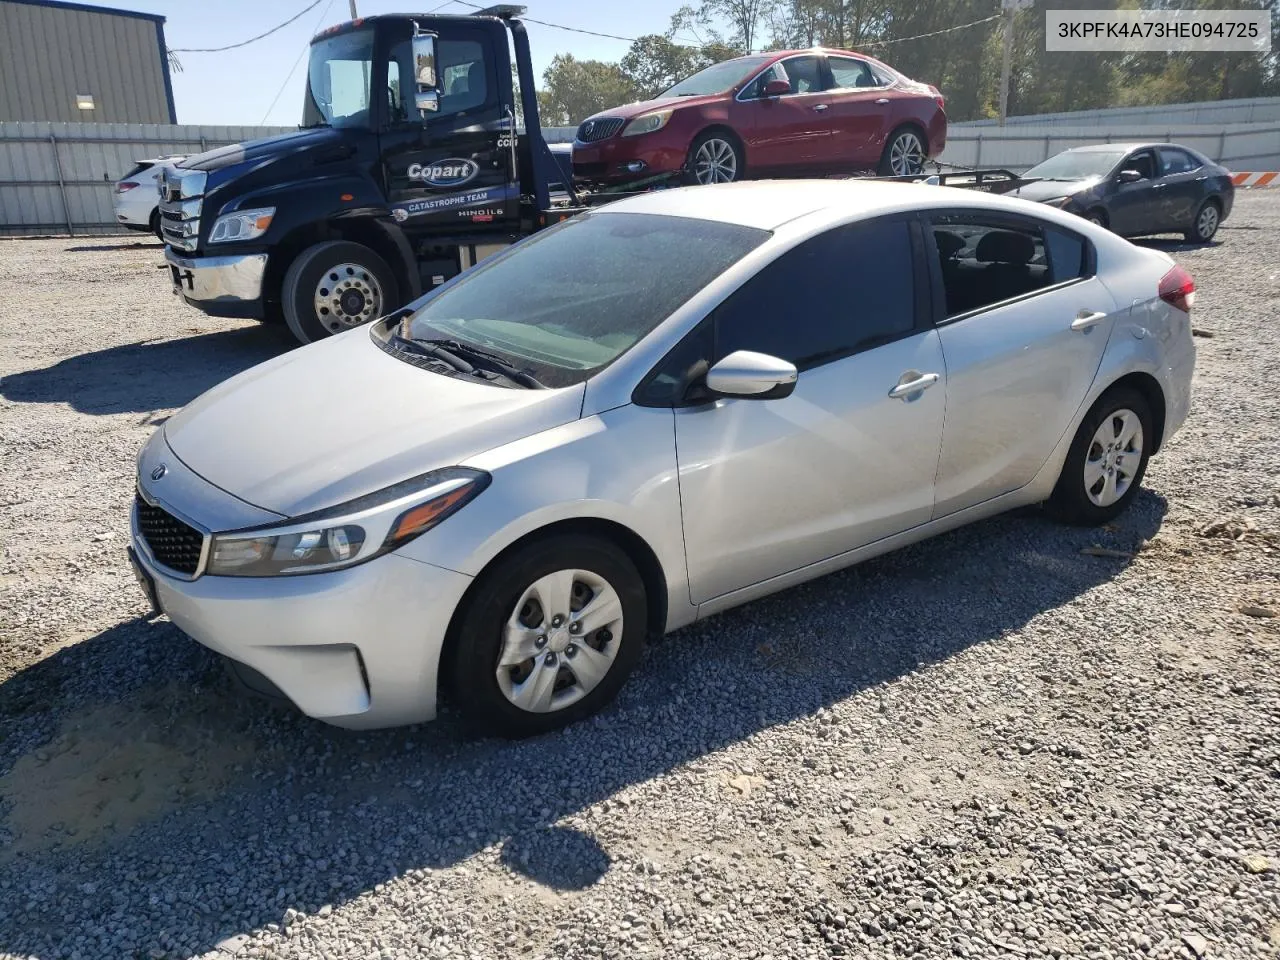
1231, 172, 1279, 188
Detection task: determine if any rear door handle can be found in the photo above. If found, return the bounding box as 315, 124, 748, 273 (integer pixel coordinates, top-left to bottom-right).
888, 372, 940, 399
1071, 309, 1108, 331
813, 103, 829, 112
875, 98, 890, 104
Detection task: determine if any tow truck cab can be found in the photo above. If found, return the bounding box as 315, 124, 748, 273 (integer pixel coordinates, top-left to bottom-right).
159, 6, 577, 344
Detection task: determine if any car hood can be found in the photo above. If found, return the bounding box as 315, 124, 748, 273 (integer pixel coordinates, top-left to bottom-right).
178, 126, 342, 173
163, 330, 585, 519
582, 93, 724, 124
1009, 177, 1100, 201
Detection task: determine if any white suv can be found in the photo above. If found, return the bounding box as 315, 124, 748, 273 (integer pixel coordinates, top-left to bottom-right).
113, 156, 186, 239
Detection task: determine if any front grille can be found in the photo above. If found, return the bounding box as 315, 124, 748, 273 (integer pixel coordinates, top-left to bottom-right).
136, 494, 206, 576
158, 168, 206, 251
575, 117, 625, 143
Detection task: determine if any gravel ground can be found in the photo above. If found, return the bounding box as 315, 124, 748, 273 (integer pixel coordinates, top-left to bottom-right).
0, 196, 1277, 960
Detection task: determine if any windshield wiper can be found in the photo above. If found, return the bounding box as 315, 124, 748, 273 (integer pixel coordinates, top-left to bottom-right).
388, 333, 475, 374
412, 338, 545, 389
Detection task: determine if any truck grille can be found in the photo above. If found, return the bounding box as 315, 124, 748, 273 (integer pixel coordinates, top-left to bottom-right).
158, 167, 207, 252
136, 493, 207, 576
575, 117, 625, 143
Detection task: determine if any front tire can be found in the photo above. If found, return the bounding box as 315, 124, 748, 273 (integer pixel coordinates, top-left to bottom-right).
878, 126, 927, 176
1185, 199, 1221, 244
448, 534, 648, 738
1085, 208, 1109, 229
281, 240, 399, 345
685, 131, 744, 185
1047, 387, 1153, 526
149, 208, 163, 241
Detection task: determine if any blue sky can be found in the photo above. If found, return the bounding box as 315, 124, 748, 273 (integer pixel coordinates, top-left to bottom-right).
77, 0, 697, 126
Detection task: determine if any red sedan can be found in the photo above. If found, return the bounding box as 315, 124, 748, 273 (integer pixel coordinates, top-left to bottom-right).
571, 48, 947, 186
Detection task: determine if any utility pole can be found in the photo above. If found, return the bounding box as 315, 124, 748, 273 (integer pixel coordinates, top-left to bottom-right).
348, 0, 359, 17
998, 0, 1015, 126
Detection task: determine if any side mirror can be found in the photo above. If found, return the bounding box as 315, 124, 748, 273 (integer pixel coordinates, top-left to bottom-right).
1117, 168, 1144, 183
705, 350, 797, 400
412, 30, 441, 116
763, 78, 791, 98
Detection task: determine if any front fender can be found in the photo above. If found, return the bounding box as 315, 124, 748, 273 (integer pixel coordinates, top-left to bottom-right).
396, 405, 695, 633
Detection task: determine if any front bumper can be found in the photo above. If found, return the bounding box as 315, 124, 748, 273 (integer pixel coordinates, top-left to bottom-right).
165, 247, 267, 319
132, 506, 473, 729
571, 136, 687, 184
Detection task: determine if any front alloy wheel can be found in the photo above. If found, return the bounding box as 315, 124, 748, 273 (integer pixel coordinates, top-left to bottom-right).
689, 135, 741, 184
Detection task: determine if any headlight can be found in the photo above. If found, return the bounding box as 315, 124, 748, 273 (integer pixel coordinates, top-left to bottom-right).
208, 206, 275, 244
621, 110, 673, 137
1043, 196, 1073, 208
206, 467, 489, 577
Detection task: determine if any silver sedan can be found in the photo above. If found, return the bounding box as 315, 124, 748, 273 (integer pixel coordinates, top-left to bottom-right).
128, 180, 1196, 737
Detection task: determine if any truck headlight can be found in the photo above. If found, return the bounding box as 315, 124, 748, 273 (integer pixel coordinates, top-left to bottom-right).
206, 467, 489, 577
622, 110, 672, 137
208, 206, 276, 244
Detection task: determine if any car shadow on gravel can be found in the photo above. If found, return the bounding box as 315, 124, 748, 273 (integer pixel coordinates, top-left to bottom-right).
64, 241, 165, 252
0, 491, 1167, 958
0, 325, 293, 415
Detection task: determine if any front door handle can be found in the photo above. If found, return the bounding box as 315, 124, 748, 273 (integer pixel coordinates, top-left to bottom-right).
813, 103, 829, 112
888, 372, 940, 400
1071, 309, 1108, 331
875, 98, 890, 104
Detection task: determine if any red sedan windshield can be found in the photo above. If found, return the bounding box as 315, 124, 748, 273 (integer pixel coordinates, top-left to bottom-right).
661, 55, 771, 97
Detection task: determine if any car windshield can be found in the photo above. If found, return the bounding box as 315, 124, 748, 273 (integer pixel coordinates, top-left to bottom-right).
393, 212, 770, 388
1025, 150, 1128, 180
661, 55, 772, 97
303, 28, 374, 129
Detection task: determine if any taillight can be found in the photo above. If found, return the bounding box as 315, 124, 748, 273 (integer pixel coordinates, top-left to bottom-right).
116, 182, 139, 193
1159, 264, 1195, 313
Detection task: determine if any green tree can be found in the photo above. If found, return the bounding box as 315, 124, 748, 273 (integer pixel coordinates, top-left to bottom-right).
538, 54, 639, 125
621, 35, 705, 99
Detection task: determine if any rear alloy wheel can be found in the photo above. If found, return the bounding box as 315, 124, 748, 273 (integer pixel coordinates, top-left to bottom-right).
1185, 199, 1220, 244
687, 132, 743, 185
449, 534, 647, 738
281, 240, 399, 345
878, 128, 926, 176
1048, 387, 1153, 525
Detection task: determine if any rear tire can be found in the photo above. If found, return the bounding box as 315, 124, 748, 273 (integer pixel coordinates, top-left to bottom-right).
448, 534, 648, 738
878, 126, 927, 176
1047, 387, 1153, 526
1184, 198, 1220, 244
281, 240, 399, 345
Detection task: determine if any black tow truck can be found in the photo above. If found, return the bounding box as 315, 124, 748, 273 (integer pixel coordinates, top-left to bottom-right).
158, 5, 1029, 345
159, 5, 605, 344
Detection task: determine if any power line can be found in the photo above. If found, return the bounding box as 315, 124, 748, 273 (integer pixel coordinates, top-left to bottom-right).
260, 0, 338, 125
171, 0, 328, 53
427, 1, 999, 52
860, 13, 1003, 47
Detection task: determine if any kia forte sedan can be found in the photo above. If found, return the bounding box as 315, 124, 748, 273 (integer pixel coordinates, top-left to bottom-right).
1011, 143, 1234, 243
571, 49, 946, 185
129, 180, 1195, 737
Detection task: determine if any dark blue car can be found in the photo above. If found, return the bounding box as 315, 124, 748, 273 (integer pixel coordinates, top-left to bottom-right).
1011, 142, 1234, 244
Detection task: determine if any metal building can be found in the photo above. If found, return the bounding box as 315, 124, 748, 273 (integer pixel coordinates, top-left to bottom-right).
0, 0, 176, 124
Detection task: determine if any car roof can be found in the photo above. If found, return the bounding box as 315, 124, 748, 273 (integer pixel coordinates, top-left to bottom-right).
599, 179, 1043, 231
1066, 143, 1176, 153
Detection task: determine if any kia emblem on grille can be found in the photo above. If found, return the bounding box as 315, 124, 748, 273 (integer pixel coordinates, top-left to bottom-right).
151, 464, 167, 481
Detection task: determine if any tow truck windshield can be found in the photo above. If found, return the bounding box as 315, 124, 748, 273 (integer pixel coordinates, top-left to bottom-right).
380, 212, 770, 388
304, 28, 375, 129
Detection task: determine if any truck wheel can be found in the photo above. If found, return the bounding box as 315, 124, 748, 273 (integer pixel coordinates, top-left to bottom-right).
282, 240, 399, 345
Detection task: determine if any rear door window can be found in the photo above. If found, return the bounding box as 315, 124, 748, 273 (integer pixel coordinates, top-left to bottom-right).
928, 217, 1061, 317
1159, 147, 1201, 175
828, 57, 878, 89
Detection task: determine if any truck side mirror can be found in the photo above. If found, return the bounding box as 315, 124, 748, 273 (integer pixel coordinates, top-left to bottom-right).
412, 31, 441, 116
